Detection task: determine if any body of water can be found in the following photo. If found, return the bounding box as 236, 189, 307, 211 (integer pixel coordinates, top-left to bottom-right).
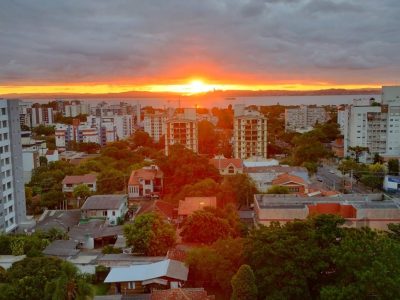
29, 94, 381, 108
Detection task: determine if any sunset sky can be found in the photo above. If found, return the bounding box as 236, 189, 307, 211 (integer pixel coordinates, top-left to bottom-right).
0, 0, 399, 95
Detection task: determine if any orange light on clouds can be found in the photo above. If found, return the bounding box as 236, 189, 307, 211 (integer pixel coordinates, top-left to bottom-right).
0, 80, 382, 95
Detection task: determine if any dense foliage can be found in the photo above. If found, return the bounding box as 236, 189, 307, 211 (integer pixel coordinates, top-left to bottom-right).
123, 212, 176, 256
0, 257, 93, 300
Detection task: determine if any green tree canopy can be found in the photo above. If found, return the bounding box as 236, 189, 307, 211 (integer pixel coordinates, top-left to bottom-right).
231, 264, 258, 300
388, 158, 400, 175
123, 212, 176, 256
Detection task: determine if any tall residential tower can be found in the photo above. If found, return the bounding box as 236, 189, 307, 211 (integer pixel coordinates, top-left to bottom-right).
0, 100, 27, 233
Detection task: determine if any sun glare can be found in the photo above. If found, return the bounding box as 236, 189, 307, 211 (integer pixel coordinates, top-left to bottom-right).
186, 80, 212, 94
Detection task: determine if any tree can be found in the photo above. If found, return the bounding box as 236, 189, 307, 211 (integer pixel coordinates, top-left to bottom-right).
131, 130, 154, 149
44, 261, 93, 300
245, 217, 341, 299
40, 190, 65, 209
73, 184, 92, 207
39, 156, 48, 167
348, 146, 369, 163
320, 228, 400, 299
186, 238, 245, 294
2, 257, 64, 300
388, 159, 400, 175
32, 125, 55, 136
266, 185, 290, 194
180, 209, 238, 244
231, 264, 258, 300
221, 174, 258, 208
157, 144, 220, 196
373, 153, 384, 164
338, 159, 359, 175
198, 120, 218, 156
97, 168, 125, 194
123, 212, 176, 256
360, 163, 386, 191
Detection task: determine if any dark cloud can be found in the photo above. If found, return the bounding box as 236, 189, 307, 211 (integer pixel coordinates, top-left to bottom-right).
0, 0, 399, 86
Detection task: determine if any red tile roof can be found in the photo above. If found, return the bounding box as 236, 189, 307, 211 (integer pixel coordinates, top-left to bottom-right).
128, 168, 163, 186
154, 200, 176, 219
62, 174, 97, 185
178, 197, 217, 216
272, 173, 307, 186
209, 158, 243, 170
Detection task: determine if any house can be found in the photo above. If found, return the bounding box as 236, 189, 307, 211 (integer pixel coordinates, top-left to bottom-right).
128, 165, 163, 199
81, 195, 128, 225
271, 173, 309, 194
245, 165, 309, 192
383, 175, 400, 193
209, 157, 243, 175
104, 259, 188, 295
254, 193, 400, 230
62, 174, 97, 193
42, 240, 80, 258
178, 197, 217, 221
154, 200, 177, 221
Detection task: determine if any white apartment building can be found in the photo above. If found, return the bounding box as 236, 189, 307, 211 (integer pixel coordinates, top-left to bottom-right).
64, 101, 90, 117
165, 108, 198, 155
144, 112, 166, 142
285, 105, 327, 132
19, 103, 54, 128
233, 104, 268, 159
340, 87, 400, 162
0, 100, 27, 233
55, 123, 99, 150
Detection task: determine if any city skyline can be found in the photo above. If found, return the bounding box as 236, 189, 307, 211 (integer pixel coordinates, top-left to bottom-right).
1, 0, 400, 95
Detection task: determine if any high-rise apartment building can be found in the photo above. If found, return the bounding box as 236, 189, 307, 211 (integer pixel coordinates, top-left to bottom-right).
165, 108, 198, 155
340, 86, 400, 162
144, 112, 166, 142
285, 105, 327, 132
0, 100, 27, 233
233, 105, 268, 159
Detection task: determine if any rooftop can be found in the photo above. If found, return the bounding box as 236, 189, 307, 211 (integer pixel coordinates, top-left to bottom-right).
35, 209, 81, 232
209, 158, 243, 170
128, 168, 163, 185
42, 240, 80, 258
254, 193, 397, 210
81, 194, 127, 210
104, 259, 188, 283
178, 197, 217, 216
272, 173, 307, 186
62, 174, 97, 185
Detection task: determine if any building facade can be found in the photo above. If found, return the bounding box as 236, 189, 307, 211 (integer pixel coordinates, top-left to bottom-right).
0, 100, 27, 233
165, 108, 198, 155
285, 105, 327, 132
144, 112, 166, 142
339, 87, 400, 162
233, 105, 267, 159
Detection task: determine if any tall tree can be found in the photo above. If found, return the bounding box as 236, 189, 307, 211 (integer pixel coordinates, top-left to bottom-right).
231, 264, 258, 300
123, 212, 176, 256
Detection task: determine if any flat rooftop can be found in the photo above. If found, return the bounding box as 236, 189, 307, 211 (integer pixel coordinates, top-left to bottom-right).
255, 194, 400, 209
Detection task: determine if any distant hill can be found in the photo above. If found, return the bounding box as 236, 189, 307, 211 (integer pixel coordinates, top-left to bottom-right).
0, 88, 381, 99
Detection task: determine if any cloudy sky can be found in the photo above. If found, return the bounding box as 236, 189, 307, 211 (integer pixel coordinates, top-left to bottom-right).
0, 0, 399, 93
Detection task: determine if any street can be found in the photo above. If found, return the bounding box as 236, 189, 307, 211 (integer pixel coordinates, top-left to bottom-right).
315, 166, 370, 193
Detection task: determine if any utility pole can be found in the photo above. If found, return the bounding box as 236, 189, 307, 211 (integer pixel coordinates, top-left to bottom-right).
350, 169, 353, 193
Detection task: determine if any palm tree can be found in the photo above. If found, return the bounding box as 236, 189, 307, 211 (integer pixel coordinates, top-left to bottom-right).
45, 262, 93, 300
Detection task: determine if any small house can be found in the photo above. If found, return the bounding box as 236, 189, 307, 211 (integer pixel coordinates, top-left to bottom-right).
62, 174, 97, 193
104, 259, 188, 295
81, 195, 127, 225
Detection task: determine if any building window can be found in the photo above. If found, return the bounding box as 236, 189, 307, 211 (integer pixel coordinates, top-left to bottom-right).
103, 211, 107, 217
1, 108, 5, 115
228, 166, 235, 174
128, 282, 135, 289
112, 211, 115, 216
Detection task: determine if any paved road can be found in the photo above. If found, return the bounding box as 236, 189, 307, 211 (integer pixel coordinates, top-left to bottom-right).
316, 166, 369, 193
